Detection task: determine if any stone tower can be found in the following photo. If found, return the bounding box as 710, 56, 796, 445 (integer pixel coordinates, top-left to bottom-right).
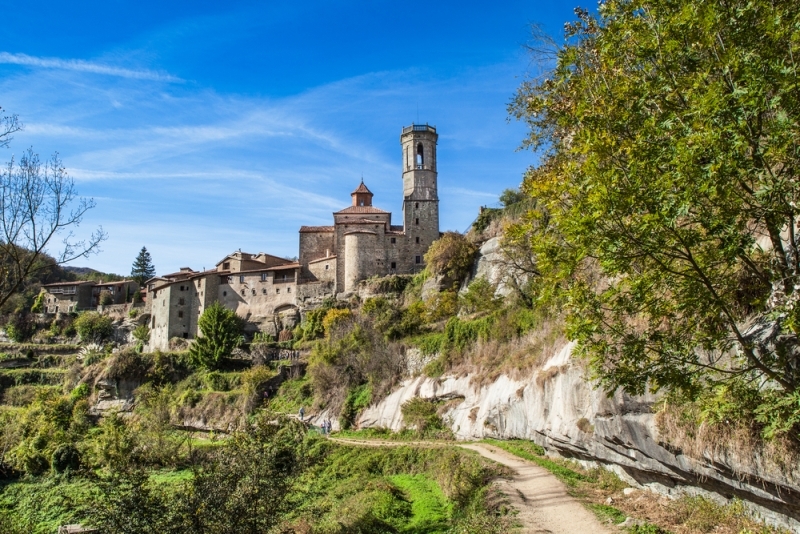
400, 124, 440, 268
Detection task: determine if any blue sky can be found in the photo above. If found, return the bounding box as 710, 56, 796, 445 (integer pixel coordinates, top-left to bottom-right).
0, 0, 581, 275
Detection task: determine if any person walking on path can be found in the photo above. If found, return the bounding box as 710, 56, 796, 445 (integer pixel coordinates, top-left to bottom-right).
299, 406, 305, 422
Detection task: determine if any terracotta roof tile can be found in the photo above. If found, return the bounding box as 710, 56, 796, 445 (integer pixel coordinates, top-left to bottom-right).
351, 181, 373, 195
334, 206, 389, 215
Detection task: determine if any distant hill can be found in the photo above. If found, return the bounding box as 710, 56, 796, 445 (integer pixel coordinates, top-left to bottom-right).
62, 266, 124, 283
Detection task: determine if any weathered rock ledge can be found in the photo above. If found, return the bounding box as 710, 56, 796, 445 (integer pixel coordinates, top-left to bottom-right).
358, 343, 800, 532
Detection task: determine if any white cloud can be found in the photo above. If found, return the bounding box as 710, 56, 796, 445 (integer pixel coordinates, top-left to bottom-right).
0, 52, 182, 82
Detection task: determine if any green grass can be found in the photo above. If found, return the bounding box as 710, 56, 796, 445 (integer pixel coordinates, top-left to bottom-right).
587, 503, 627, 524
267, 377, 313, 414
389, 474, 452, 533
0, 477, 101, 534
149, 468, 193, 485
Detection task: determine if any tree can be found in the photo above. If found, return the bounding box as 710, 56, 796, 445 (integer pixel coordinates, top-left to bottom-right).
189, 303, 244, 370
510, 0, 800, 431
130, 247, 155, 286
424, 232, 478, 286
0, 140, 106, 310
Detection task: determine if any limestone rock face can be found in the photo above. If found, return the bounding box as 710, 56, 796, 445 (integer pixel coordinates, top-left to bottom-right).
465, 237, 519, 297
358, 342, 800, 531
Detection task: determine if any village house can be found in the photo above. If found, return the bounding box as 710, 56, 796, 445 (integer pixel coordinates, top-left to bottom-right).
42, 280, 140, 314
146, 123, 442, 350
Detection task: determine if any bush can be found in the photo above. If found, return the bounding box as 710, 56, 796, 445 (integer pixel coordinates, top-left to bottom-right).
30, 291, 45, 313
322, 308, 352, 337
424, 232, 478, 286
99, 292, 113, 306
74, 312, 114, 343
459, 278, 501, 314
5, 313, 35, 342
51, 443, 81, 473
401, 397, 446, 436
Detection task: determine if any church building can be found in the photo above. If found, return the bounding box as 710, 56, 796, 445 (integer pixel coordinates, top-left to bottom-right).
298, 123, 441, 292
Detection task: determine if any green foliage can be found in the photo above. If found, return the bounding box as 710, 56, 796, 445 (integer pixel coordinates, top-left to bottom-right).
472, 207, 502, 234
131, 290, 143, 304
5, 314, 35, 342
400, 398, 448, 438
321, 307, 352, 337
510, 0, 800, 434
30, 291, 45, 313
339, 383, 373, 430
51, 443, 81, 473
459, 278, 501, 315
267, 377, 313, 414
424, 232, 478, 286
74, 312, 113, 343
99, 291, 113, 306
130, 246, 155, 287
362, 296, 423, 340
189, 303, 244, 370
587, 503, 627, 524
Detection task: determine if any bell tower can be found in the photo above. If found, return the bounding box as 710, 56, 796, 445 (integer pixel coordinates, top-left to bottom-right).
400, 124, 440, 269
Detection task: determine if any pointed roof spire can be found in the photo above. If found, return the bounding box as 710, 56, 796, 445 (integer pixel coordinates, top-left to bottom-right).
351, 180, 374, 206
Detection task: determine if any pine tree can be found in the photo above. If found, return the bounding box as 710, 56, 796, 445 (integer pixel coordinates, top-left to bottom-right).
130, 247, 155, 286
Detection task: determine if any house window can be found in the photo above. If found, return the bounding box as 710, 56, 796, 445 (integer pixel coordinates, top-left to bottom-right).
262, 288, 267, 294
288, 287, 291, 293
276, 288, 280, 294
252, 289, 256, 296
241, 289, 246, 296
223, 262, 230, 270
325, 264, 329, 270
163, 300, 165, 306
391, 262, 396, 269
415, 255, 421, 264
261, 272, 268, 281
416, 237, 420, 244
239, 275, 245, 283
178, 311, 184, 318
178, 298, 185, 305
415, 218, 419, 225
227, 276, 232, 283
390, 237, 396, 244
223, 291, 227, 296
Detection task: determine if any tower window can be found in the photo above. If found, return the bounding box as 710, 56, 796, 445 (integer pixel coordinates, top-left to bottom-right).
390, 237, 396, 244
415, 218, 419, 225
178, 298, 185, 305
415, 255, 421, 264
391, 262, 396, 269
416, 237, 420, 244
415, 202, 418, 208
223, 291, 227, 296
178, 311, 183, 318
416, 143, 424, 167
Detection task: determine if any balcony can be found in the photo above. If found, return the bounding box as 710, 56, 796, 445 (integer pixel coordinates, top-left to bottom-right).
402, 124, 436, 134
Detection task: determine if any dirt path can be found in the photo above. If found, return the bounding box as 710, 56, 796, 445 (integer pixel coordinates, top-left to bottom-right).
330, 437, 613, 534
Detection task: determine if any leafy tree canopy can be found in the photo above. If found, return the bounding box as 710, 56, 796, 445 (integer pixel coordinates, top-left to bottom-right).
189, 302, 244, 370
510, 0, 800, 433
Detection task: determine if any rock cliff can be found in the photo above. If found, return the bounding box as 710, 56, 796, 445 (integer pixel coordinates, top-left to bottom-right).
358, 342, 800, 531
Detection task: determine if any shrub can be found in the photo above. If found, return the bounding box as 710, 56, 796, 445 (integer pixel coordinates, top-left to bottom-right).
132, 290, 143, 303
424, 232, 478, 286
459, 277, 501, 314
99, 292, 113, 306
30, 291, 45, 313
322, 308, 352, 337
74, 312, 114, 343
128, 308, 138, 318
189, 303, 245, 370
401, 397, 445, 436
51, 443, 81, 473
5, 313, 35, 342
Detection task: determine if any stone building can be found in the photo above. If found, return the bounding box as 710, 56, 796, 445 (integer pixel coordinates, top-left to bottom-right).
42, 281, 97, 313
145, 123, 443, 350
299, 123, 441, 293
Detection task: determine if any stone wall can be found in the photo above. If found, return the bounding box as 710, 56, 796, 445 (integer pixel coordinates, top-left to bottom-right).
299, 230, 335, 281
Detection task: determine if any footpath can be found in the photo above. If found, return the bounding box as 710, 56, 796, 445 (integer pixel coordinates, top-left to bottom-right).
329, 437, 613, 534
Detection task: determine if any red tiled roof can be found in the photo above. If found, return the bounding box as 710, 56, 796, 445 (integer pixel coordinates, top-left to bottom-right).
334, 206, 389, 215
299, 225, 335, 233
308, 255, 336, 264
43, 280, 96, 288
351, 181, 373, 195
